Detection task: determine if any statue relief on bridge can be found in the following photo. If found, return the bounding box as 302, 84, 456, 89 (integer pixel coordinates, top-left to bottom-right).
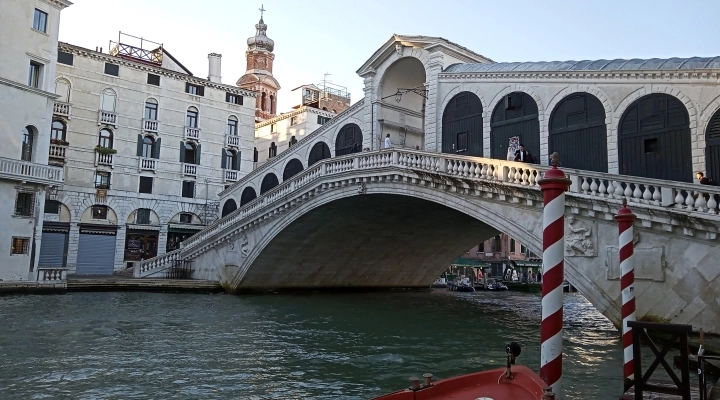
565, 216, 597, 257
240, 235, 251, 258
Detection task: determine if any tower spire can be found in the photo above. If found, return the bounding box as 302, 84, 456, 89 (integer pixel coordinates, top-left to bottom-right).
259, 4, 265, 19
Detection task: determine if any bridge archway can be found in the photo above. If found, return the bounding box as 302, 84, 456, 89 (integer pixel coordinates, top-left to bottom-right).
379, 57, 426, 149
260, 173, 279, 194
221, 199, 237, 217
490, 92, 540, 161
704, 108, 720, 182
335, 124, 363, 156
442, 91, 483, 156
549, 93, 608, 172
308, 141, 331, 166
240, 187, 257, 206
283, 158, 304, 181
618, 94, 692, 182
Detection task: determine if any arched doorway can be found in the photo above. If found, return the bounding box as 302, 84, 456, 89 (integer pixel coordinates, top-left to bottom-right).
221, 199, 237, 217
618, 94, 691, 182
379, 57, 426, 149
442, 91, 483, 156
705, 109, 720, 181
549, 93, 608, 172
240, 187, 257, 206
260, 173, 279, 194
308, 142, 331, 166
335, 124, 363, 156
490, 92, 540, 161
283, 159, 304, 181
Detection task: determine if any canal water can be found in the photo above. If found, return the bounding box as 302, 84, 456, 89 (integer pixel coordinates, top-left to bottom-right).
0, 290, 624, 399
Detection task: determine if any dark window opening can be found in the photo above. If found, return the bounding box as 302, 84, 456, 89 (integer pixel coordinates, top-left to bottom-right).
33, 9, 48, 32
253, 147, 258, 162
104, 63, 119, 76
179, 213, 192, 224
227, 118, 238, 136
136, 208, 151, 224
15, 192, 35, 217
317, 115, 331, 125
92, 205, 108, 219
182, 181, 195, 198
51, 121, 66, 141
147, 73, 160, 86
28, 61, 42, 88
21, 126, 34, 161
11, 238, 30, 255
644, 138, 659, 154
44, 200, 61, 214
95, 171, 110, 189
456, 131, 468, 153
139, 176, 153, 194
57, 51, 74, 66
186, 109, 198, 128
185, 83, 204, 96
226, 93, 243, 105
269, 142, 277, 158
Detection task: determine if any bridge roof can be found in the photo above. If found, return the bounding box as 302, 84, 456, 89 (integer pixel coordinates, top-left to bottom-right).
443, 57, 720, 73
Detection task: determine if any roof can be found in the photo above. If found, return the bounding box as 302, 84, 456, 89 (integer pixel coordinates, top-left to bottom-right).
443, 57, 720, 73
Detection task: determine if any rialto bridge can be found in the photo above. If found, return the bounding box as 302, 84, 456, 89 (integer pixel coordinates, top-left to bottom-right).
137, 35, 720, 333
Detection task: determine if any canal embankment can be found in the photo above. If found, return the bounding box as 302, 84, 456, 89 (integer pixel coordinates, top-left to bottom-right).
0, 275, 223, 294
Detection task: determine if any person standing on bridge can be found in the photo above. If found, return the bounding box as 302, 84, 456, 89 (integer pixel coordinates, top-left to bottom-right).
696, 171, 711, 185
514, 144, 534, 163
384, 133, 392, 149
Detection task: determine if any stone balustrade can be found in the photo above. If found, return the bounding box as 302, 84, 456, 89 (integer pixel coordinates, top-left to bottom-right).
183, 163, 197, 176
96, 152, 113, 166
224, 169, 238, 182
49, 144, 67, 159
98, 110, 117, 126
185, 127, 201, 140
0, 156, 64, 185
37, 267, 67, 281
135, 249, 181, 278
143, 119, 159, 133
53, 101, 71, 117
226, 135, 240, 147
139, 157, 157, 171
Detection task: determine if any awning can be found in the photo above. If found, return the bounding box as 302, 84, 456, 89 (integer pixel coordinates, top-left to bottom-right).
450, 257, 492, 268
126, 224, 161, 232
78, 223, 118, 235
168, 223, 204, 231
511, 260, 542, 268
42, 221, 70, 233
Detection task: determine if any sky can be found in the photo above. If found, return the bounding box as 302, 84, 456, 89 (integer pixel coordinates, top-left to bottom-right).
58, 0, 720, 113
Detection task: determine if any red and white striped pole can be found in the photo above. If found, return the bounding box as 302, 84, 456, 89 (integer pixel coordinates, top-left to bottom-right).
538, 152, 571, 397
615, 198, 636, 383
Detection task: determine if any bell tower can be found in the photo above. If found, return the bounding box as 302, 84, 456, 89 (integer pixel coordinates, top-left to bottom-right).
237, 5, 280, 122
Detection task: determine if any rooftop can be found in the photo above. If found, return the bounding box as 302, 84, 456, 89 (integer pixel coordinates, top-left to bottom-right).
444, 57, 720, 73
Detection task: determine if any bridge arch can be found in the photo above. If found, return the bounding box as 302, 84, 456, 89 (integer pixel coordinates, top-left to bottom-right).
260, 173, 280, 194
307, 141, 331, 166
549, 92, 608, 172
240, 187, 257, 206
221, 198, 237, 217
282, 158, 304, 181
441, 91, 483, 156
335, 123, 363, 156
490, 91, 541, 161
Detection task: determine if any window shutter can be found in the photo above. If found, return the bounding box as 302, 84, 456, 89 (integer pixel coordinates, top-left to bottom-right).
198, 86, 205, 96
179, 141, 185, 163
221, 148, 227, 169
136, 134, 143, 157
153, 138, 161, 159
234, 151, 241, 171
195, 144, 201, 165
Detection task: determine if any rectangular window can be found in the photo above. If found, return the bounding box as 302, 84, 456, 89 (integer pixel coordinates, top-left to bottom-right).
317, 115, 331, 125
28, 61, 42, 88
186, 110, 198, 128
510, 239, 516, 253
290, 116, 298, 126
92, 205, 108, 219
521, 245, 527, 255
182, 181, 195, 198
147, 73, 160, 86
57, 51, 74, 66
493, 235, 501, 252
44, 200, 60, 214
136, 208, 151, 224
478, 242, 484, 252
104, 63, 119, 77
144, 102, 158, 120
226, 93, 242, 105
11, 237, 30, 255
94, 171, 110, 189
227, 119, 238, 136
185, 83, 204, 96
139, 177, 153, 194
15, 192, 35, 217
179, 213, 192, 224
270, 124, 277, 133
33, 9, 48, 32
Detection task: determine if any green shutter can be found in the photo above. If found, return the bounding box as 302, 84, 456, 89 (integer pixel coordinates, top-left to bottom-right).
234, 151, 241, 171
179, 141, 185, 163
221, 148, 227, 169
153, 137, 161, 159
195, 144, 201, 165
136, 134, 143, 157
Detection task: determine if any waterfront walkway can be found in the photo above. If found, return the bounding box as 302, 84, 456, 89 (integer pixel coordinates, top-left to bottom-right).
0, 275, 223, 294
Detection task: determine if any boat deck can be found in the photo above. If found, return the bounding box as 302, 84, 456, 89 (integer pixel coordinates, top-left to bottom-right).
619, 379, 702, 399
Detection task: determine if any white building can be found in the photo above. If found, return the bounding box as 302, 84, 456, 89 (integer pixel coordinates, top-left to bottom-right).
46, 34, 256, 274
0, 0, 70, 282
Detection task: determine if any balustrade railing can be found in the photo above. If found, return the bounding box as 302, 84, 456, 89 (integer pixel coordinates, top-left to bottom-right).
96, 152, 113, 166
139, 157, 157, 171
0, 157, 64, 184
185, 126, 201, 140
53, 101, 71, 117
98, 110, 117, 126
224, 169, 238, 182
182, 163, 197, 176
48, 144, 67, 159
226, 135, 240, 147
143, 119, 159, 133
135, 249, 181, 278
37, 267, 67, 281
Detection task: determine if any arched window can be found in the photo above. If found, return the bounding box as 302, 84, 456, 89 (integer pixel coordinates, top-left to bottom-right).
227, 116, 238, 136
54, 78, 71, 103
221, 199, 237, 217
490, 92, 540, 160
100, 88, 116, 112
223, 149, 238, 170
289, 136, 298, 147
335, 123, 363, 156
268, 142, 277, 158
98, 128, 113, 148
51, 120, 66, 141
260, 173, 279, 194
270, 95, 275, 114
308, 141, 331, 166
442, 92, 483, 157
183, 142, 197, 164
186, 107, 198, 128
283, 159, 304, 181
21, 126, 35, 161
549, 93, 607, 172
261, 92, 267, 111
240, 187, 257, 206
142, 136, 155, 158
144, 98, 158, 120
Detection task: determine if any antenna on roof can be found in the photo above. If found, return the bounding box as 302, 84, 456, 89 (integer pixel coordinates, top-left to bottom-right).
322, 72, 332, 99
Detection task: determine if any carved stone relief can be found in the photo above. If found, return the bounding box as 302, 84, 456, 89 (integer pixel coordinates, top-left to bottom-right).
240, 234, 251, 258
565, 216, 597, 257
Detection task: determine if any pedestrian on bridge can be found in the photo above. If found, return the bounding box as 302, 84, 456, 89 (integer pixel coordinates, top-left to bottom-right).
514, 144, 534, 163
696, 171, 711, 185
384, 133, 392, 149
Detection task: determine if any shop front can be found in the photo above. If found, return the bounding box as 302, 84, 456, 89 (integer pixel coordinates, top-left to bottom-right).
166, 224, 202, 252
124, 225, 159, 261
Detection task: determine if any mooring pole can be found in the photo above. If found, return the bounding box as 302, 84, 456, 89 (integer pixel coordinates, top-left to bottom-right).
615, 198, 636, 385
537, 152, 571, 398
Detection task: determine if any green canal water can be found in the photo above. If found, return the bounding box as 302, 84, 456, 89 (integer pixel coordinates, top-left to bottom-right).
0, 290, 625, 399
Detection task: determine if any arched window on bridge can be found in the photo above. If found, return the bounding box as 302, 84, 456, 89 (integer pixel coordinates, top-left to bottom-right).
335, 123, 363, 156
549, 93, 607, 172
283, 159, 304, 181
240, 187, 257, 206
704, 108, 720, 182
490, 92, 540, 161
221, 199, 237, 217
260, 173, 279, 194
618, 94, 691, 182
442, 91, 483, 156
308, 141, 331, 166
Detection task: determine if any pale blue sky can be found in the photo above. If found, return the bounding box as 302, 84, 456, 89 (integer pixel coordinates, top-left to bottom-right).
58, 0, 720, 112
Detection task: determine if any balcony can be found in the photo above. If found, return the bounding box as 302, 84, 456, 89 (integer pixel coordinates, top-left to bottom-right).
139, 157, 157, 171
142, 119, 159, 133
224, 169, 239, 182
226, 135, 240, 147
53, 101, 71, 117
98, 110, 117, 127
48, 144, 67, 161
95, 152, 114, 167
185, 126, 201, 141
182, 163, 197, 176
0, 156, 64, 185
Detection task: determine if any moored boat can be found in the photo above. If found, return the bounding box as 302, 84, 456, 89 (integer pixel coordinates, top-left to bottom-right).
446, 275, 475, 292
485, 278, 508, 291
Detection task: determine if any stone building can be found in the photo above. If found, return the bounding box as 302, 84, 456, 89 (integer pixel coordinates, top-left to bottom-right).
46, 34, 256, 274
237, 14, 280, 122
463, 234, 541, 277
0, 0, 70, 282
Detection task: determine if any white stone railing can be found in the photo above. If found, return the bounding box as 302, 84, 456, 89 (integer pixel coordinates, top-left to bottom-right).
53, 101, 71, 117
139, 157, 157, 171
183, 163, 197, 176
225, 169, 238, 182
0, 156, 64, 184
143, 119, 159, 133
37, 267, 67, 282
185, 126, 201, 140
49, 144, 67, 159
135, 249, 181, 278
226, 135, 240, 147
96, 152, 113, 166
98, 110, 117, 126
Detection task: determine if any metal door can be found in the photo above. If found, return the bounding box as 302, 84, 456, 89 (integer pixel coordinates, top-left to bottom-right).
442, 92, 483, 156
76, 233, 116, 275
490, 92, 540, 161
38, 231, 68, 268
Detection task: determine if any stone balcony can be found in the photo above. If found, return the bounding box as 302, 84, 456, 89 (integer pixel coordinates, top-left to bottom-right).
224, 169, 239, 182
0, 156, 64, 185
226, 135, 240, 147
182, 163, 197, 176
139, 157, 157, 172
98, 110, 117, 127
95, 152, 114, 167
185, 126, 201, 141
48, 143, 67, 162
53, 101, 71, 117
142, 119, 159, 133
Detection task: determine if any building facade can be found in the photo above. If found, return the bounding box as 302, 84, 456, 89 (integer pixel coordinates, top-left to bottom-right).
0, 0, 70, 282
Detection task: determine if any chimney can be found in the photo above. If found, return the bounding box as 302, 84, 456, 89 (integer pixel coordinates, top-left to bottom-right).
208, 53, 222, 83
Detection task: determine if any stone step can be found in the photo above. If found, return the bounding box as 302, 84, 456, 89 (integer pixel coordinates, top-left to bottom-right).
67, 277, 223, 293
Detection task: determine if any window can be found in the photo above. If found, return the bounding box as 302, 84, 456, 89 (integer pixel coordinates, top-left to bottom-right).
227, 116, 238, 136
268, 142, 277, 158
290, 116, 298, 126
104, 63, 119, 77
28, 61, 42, 88
11, 238, 30, 255
182, 181, 195, 198
33, 9, 48, 32
225, 149, 238, 170
270, 124, 277, 133
44, 200, 61, 214
147, 73, 160, 86
98, 128, 113, 148
521, 245, 527, 255
51, 121, 66, 141
144, 100, 158, 120
183, 142, 197, 164
185, 83, 204, 96
136, 208, 151, 224
261, 92, 267, 111
289, 136, 297, 147
21, 126, 34, 161
101, 89, 117, 112
15, 192, 35, 217
142, 136, 154, 158
317, 115, 331, 125
186, 108, 198, 128
94, 171, 110, 189
54, 78, 71, 102
492, 235, 501, 252
92, 205, 108, 219
179, 213, 192, 224
253, 147, 258, 163
478, 242, 485, 253
510, 239, 516, 253
57, 51, 74, 66
226, 93, 242, 105
139, 177, 153, 194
